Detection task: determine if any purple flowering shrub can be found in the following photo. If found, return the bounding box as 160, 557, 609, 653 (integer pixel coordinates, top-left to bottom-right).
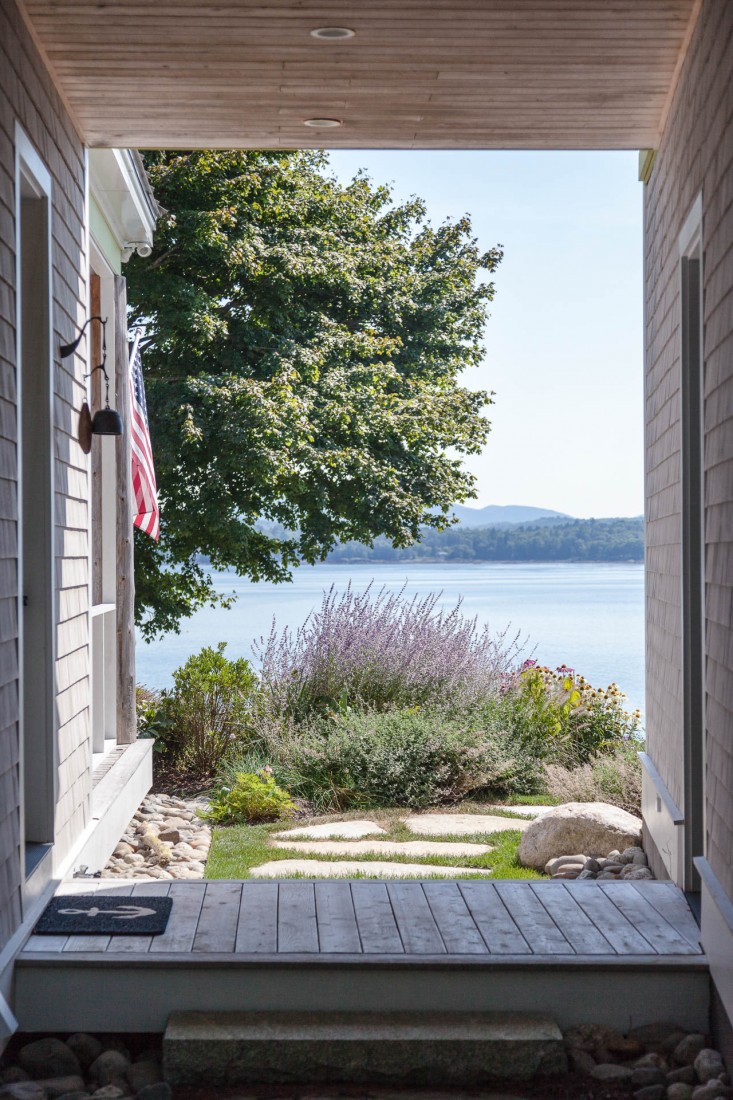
256, 582, 525, 720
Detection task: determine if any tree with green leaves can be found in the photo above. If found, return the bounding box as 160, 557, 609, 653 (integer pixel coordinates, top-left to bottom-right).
127, 150, 501, 638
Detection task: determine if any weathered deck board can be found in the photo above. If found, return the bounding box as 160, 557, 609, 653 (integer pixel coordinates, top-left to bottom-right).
458, 882, 532, 955
568, 883, 656, 955
351, 882, 404, 954
235, 882, 278, 954
278, 882, 319, 953
423, 881, 489, 955
631, 882, 701, 949
154, 882, 206, 954
495, 883, 574, 954
598, 882, 697, 955
532, 882, 615, 955
387, 883, 446, 955
315, 883, 362, 954
192, 882, 242, 953
20, 880, 704, 962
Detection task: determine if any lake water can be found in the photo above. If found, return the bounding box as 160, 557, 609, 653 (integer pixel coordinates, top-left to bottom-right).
136, 561, 645, 718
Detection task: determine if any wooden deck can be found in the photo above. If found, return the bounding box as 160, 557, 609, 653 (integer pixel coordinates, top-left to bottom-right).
15, 878, 709, 1034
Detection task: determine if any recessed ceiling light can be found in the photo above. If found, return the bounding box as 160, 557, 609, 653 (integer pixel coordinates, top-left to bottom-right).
303, 118, 343, 129
310, 26, 355, 40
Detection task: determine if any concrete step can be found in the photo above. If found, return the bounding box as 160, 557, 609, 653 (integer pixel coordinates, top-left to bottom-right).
162, 1010, 567, 1087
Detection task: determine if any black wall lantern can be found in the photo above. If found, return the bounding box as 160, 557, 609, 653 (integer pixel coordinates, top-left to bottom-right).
60, 315, 123, 451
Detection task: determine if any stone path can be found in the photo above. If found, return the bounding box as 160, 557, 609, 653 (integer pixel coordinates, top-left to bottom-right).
404, 813, 534, 836
273, 820, 387, 839
98, 803, 536, 883
271, 839, 493, 857
251, 859, 494, 879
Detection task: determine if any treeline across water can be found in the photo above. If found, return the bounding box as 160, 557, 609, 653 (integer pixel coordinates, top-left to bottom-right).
327, 517, 644, 564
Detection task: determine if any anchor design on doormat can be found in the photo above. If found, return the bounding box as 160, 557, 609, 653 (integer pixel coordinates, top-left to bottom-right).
58, 905, 157, 920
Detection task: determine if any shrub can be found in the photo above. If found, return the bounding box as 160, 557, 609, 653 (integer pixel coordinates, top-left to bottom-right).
500, 661, 641, 766
256, 581, 524, 720
544, 740, 643, 815
204, 771, 296, 825
270, 708, 544, 811
155, 643, 260, 776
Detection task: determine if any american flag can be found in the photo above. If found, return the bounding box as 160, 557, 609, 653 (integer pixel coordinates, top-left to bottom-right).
129, 330, 160, 541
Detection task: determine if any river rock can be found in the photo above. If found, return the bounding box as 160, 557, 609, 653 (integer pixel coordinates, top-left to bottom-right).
19, 1040, 81, 1080
88, 1052, 129, 1086
695, 1050, 727, 1085
668, 1086, 695, 1100
136, 1086, 173, 1100
674, 1035, 709, 1066
34, 1078, 87, 1099
633, 1087, 666, 1100
518, 802, 643, 869
126, 1061, 162, 1093
0, 1085, 46, 1100
590, 1063, 633, 1081
65, 1034, 102, 1071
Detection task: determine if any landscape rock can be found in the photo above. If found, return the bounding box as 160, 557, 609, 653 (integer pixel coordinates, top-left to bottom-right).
136, 1085, 172, 1100
667, 1085, 695, 1100
631, 1067, 668, 1088
629, 1022, 685, 1049
0, 1073, 29, 1086
568, 1050, 596, 1075
669, 1067, 699, 1085
90, 1089, 125, 1100
691, 1082, 733, 1100
633, 1086, 666, 1100
623, 866, 655, 880
125, 1061, 161, 1093
695, 1051, 727, 1084
634, 1052, 669, 1072
675, 1035, 709, 1066
18, 1041, 81, 1081
545, 854, 588, 875
589, 1063, 633, 1081
33, 1078, 86, 1099
607, 1034, 646, 1058
518, 802, 643, 869
0, 1084, 46, 1100
65, 1035, 102, 1072
88, 1052, 129, 1087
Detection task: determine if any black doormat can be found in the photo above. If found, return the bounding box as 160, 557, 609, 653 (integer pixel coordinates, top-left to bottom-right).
35, 894, 173, 935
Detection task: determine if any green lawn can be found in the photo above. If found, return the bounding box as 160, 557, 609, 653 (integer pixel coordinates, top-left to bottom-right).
204, 808, 546, 880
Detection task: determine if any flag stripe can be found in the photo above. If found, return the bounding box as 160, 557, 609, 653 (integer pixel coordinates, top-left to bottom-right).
128, 331, 160, 542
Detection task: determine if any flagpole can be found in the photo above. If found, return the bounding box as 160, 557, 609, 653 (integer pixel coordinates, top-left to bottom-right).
114, 275, 136, 745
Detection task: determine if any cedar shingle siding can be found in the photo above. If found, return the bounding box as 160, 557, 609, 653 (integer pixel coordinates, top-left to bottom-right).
0, 1, 89, 946
645, 0, 733, 896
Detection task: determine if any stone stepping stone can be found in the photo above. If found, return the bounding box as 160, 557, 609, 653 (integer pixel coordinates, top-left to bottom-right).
273, 820, 386, 840
404, 814, 533, 836
487, 805, 556, 818
271, 839, 492, 857
250, 860, 493, 879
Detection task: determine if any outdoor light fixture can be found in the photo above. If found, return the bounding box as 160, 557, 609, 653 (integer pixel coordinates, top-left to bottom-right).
60, 315, 123, 450
303, 118, 343, 128
310, 26, 355, 39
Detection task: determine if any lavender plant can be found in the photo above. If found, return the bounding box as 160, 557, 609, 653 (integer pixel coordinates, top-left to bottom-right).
255, 582, 525, 720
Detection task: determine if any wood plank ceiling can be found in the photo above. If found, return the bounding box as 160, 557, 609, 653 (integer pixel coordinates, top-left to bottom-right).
20, 0, 697, 149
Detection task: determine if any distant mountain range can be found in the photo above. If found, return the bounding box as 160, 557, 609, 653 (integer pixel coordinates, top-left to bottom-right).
448, 504, 571, 527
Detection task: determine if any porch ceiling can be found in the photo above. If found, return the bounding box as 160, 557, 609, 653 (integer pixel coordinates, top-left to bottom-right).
20, 0, 697, 150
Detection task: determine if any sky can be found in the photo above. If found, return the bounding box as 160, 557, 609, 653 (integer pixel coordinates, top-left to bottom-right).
327, 150, 644, 520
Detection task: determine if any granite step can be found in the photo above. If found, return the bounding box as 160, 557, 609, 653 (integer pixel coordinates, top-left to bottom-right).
163, 1010, 567, 1087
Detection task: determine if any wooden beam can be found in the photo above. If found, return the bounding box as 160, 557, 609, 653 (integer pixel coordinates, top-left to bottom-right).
114, 274, 135, 745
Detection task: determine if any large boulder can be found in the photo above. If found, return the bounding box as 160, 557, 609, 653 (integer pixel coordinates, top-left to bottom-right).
518, 802, 642, 870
